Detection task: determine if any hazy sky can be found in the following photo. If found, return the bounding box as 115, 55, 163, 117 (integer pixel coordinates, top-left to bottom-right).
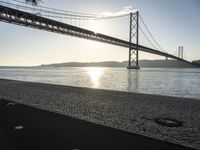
0, 0, 200, 66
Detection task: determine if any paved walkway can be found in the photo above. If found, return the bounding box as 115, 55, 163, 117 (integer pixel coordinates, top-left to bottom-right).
0, 79, 199, 149
1, 99, 194, 150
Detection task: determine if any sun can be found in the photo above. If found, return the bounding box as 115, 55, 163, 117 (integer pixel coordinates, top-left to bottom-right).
87, 19, 104, 34
83, 19, 107, 50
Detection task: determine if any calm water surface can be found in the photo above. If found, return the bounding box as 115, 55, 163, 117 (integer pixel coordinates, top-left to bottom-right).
0, 67, 200, 99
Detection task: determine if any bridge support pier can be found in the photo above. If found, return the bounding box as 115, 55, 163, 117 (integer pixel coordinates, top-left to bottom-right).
127, 11, 140, 69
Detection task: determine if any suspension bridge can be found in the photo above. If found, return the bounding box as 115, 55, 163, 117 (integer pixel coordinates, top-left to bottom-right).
0, 0, 197, 69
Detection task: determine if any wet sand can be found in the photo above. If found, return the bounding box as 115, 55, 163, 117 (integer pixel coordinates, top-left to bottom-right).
0, 79, 199, 149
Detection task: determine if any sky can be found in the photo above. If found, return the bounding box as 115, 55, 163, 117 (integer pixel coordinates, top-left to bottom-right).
0, 0, 200, 66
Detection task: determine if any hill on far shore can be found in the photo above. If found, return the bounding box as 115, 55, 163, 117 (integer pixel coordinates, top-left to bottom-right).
192, 60, 200, 65
40, 59, 199, 68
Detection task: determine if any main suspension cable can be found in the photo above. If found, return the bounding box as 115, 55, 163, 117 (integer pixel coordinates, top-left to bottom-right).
1, 0, 130, 20
139, 14, 166, 52
139, 26, 158, 50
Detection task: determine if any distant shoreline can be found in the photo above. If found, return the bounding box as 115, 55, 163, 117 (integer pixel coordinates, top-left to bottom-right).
40, 59, 199, 68
0, 59, 199, 68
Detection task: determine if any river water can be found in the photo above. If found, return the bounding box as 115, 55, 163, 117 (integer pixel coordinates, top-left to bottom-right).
0, 67, 200, 99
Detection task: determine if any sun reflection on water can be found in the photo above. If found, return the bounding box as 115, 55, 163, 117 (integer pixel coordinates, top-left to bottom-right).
84, 67, 105, 88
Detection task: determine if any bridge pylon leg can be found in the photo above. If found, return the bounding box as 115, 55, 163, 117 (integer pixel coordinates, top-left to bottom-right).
127, 11, 140, 69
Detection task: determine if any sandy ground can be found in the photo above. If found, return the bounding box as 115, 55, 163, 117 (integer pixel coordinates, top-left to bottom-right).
0, 79, 199, 149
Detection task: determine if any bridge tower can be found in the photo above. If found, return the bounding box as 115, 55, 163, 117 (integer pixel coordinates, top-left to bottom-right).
127, 11, 140, 69
178, 46, 184, 59
181, 46, 184, 59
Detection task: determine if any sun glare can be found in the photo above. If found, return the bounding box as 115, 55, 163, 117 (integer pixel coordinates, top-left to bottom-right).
87, 20, 104, 34
84, 67, 105, 88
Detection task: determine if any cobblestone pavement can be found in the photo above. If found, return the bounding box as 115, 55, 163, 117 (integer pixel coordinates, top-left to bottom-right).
0, 79, 199, 149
